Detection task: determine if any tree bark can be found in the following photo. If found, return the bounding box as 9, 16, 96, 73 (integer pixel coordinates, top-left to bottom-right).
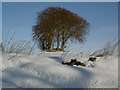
61, 31, 65, 51
62, 39, 68, 52
42, 39, 45, 50
57, 31, 60, 50
50, 34, 54, 52
50, 38, 54, 51
61, 32, 74, 52
47, 38, 50, 50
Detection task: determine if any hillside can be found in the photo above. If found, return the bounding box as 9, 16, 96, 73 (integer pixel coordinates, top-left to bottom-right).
2, 52, 118, 88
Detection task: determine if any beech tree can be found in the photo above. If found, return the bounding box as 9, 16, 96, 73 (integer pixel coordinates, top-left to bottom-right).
33, 7, 90, 51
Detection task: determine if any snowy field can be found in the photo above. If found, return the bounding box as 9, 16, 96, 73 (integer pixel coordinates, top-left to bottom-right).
1, 52, 118, 88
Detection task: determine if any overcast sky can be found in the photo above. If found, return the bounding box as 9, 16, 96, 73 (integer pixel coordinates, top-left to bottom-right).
2, 2, 118, 52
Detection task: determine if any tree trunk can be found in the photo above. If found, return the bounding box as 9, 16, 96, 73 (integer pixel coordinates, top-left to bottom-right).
61, 31, 65, 51
62, 40, 67, 52
57, 32, 60, 50
42, 39, 45, 50
50, 38, 53, 51
61, 38, 68, 52
61, 33, 73, 52
48, 37, 51, 50
45, 38, 48, 50
50, 34, 54, 52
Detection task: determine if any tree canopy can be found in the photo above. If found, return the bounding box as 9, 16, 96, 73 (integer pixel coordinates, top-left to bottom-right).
33, 7, 90, 51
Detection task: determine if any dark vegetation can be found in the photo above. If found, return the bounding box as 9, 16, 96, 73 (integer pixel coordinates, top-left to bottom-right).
33, 7, 90, 52
62, 57, 97, 67
88, 57, 97, 62
62, 59, 86, 66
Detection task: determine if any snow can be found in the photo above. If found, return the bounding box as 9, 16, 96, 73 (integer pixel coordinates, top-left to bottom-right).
1, 52, 118, 88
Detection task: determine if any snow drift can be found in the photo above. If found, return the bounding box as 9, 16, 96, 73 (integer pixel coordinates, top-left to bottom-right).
1, 52, 118, 88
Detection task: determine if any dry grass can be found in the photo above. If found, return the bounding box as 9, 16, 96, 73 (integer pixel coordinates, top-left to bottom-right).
1, 32, 36, 55
91, 38, 119, 57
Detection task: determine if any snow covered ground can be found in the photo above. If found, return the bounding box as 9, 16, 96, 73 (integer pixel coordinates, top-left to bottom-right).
1, 52, 118, 88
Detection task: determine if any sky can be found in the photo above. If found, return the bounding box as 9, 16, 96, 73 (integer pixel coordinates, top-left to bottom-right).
2, 2, 118, 52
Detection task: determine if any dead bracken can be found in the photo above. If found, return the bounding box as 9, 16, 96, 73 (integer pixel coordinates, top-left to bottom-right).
62, 59, 86, 66
88, 57, 97, 62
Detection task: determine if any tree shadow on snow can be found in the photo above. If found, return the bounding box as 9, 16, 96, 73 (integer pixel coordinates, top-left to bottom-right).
2, 58, 92, 88
47, 56, 92, 88
43, 57, 91, 88
49, 56, 63, 64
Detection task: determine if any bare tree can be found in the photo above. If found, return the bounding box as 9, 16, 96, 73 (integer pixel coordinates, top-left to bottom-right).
33, 7, 90, 52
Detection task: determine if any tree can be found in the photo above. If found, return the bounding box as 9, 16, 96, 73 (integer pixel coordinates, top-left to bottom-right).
33, 7, 90, 52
